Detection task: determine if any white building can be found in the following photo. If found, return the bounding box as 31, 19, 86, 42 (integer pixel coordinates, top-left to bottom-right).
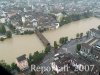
22, 17, 26, 23
32, 19, 38, 27
90, 28, 100, 39
16, 54, 29, 71
24, 8, 27, 12
55, 23, 60, 29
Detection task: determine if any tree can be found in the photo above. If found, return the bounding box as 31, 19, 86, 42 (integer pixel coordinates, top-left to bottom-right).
0, 60, 12, 72
98, 25, 100, 30
59, 37, 68, 45
33, 51, 40, 64
28, 51, 45, 65
76, 44, 81, 52
38, 52, 45, 62
8, 23, 15, 31
6, 31, 12, 38
0, 37, 5, 41
0, 24, 6, 34
11, 63, 17, 70
80, 33, 83, 38
54, 41, 58, 49
86, 31, 90, 38
45, 46, 51, 54
0, 60, 20, 73
64, 37, 68, 43
11, 63, 20, 72
76, 33, 80, 39
59, 37, 64, 45
59, 38, 63, 44
28, 53, 34, 66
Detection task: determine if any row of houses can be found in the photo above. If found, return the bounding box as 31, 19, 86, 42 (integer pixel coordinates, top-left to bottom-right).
0, 5, 60, 34
51, 53, 99, 75
79, 28, 100, 66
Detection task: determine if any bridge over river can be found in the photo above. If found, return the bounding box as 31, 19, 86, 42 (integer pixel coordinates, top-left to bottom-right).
35, 30, 50, 47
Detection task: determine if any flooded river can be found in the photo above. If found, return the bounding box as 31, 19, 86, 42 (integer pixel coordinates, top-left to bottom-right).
0, 17, 100, 64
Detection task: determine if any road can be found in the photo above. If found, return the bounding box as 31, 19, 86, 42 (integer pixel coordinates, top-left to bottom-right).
40, 36, 91, 75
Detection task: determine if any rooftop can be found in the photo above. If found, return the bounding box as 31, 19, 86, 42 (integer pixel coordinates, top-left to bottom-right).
52, 53, 100, 75
81, 36, 100, 64
90, 28, 100, 35
16, 54, 26, 62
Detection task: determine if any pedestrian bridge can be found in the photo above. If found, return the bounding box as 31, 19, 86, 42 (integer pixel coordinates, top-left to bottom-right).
35, 30, 50, 47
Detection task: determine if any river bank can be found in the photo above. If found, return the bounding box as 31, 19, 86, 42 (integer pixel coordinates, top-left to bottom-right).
0, 17, 100, 64
43, 17, 99, 45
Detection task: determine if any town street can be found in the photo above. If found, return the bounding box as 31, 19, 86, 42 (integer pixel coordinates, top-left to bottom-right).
40, 36, 91, 74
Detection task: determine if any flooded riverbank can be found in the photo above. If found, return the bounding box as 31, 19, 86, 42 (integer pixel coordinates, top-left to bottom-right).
43, 17, 99, 45
0, 17, 100, 64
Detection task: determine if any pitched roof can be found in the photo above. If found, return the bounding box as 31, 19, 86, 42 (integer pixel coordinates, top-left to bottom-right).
81, 43, 92, 49
90, 28, 100, 35
16, 54, 26, 62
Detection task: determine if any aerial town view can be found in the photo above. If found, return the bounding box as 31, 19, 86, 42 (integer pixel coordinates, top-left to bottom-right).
1, 0, 100, 75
